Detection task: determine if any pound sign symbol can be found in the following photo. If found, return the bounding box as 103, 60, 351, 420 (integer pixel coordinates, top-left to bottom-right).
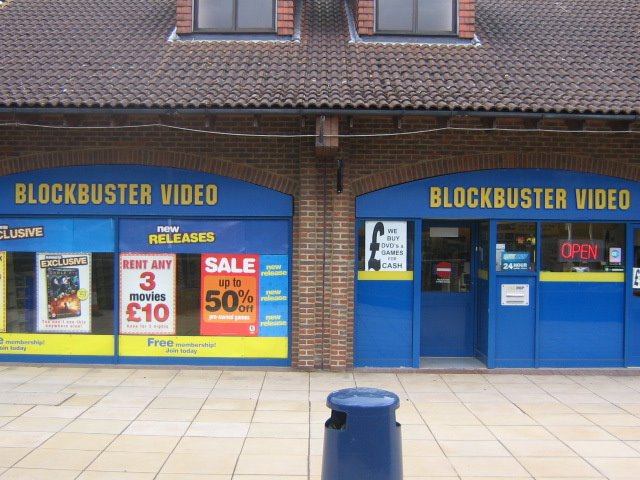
367, 222, 384, 271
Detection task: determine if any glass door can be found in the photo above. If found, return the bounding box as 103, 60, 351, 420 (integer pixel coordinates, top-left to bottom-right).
420, 223, 475, 356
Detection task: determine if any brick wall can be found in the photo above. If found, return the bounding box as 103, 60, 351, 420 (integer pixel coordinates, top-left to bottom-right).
458, 0, 476, 39
176, 0, 192, 35
0, 114, 638, 369
277, 0, 295, 35
177, 0, 295, 35
355, 0, 374, 36
356, 0, 475, 38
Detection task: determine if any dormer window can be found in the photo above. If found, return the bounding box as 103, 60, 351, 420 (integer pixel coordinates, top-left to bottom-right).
376, 0, 456, 35
353, 0, 474, 40
176, 0, 293, 37
195, 0, 276, 32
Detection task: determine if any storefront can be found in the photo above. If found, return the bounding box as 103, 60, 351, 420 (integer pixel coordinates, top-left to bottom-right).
356, 168, 640, 368
0, 165, 292, 366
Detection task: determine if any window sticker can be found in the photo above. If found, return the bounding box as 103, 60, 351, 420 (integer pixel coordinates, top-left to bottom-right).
119, 253, 177, 335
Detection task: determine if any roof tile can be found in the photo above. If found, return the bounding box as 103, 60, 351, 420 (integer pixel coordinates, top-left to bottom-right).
0, 0, 638, 113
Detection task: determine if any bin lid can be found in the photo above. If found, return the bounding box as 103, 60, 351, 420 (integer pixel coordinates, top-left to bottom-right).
326, 388, 400, 416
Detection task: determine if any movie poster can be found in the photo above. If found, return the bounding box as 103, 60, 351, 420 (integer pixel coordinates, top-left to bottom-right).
0, 252, 5, 333
36, 253, 92, 333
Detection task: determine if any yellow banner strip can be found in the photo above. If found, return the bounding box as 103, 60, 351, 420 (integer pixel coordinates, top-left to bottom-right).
118, 335, 288, 358
0, 334, 114, 356
540, 272, 625, 283
357, 271, 414, 281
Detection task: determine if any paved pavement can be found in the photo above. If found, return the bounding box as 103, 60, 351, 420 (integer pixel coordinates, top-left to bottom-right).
1, 366, 640, 479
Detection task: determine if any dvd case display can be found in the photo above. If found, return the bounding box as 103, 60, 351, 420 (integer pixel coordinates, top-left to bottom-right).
46, 267, 81, 319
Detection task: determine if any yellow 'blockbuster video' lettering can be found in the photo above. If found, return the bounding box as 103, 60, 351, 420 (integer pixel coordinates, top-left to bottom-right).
429, 186, 631, 211
430, 187, 567, 209
14, 182, 218, 207
160, 184, 217, 206
15, 183, 152, 205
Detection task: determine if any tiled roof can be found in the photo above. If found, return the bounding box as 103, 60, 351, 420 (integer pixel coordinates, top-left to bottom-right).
0, 0, 638, 114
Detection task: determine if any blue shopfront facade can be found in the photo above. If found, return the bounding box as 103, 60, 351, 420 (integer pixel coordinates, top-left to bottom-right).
0, 165, 292, 366
356, 169, 640, 368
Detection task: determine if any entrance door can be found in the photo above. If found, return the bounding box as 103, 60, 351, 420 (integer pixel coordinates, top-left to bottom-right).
421, 223, 475, 356
629, 226, 640, 365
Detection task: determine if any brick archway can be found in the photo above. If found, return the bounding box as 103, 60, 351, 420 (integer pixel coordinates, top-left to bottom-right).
351, 152, 640, 196
2, 147, 297, 196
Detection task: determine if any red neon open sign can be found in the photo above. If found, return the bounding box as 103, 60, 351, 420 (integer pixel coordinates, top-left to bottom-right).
557, 239, 604, 262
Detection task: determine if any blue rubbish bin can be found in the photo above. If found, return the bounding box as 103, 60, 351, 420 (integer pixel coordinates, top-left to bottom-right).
321, 387, 403, 480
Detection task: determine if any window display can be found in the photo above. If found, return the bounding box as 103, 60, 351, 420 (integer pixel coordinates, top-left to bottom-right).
117, 218, 290, 359
3, 251, 114, 336
0, 216, 116, 339
541, 223, 625, 272
496, 222, 536, 272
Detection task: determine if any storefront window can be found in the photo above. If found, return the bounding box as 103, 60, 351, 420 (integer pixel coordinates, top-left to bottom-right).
496, 222, 536, 272
0, 166, 292, 364
116, 218, 291, 360
4, 252, 114, 335
175, 254, 201, 335
119, 251, 275, 338
422, 226, 471, 292
541, 223, 625, 272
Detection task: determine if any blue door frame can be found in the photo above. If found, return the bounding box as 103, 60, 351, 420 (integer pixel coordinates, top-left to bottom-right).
420, 221, 477, 357
626, 224, 640, 366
